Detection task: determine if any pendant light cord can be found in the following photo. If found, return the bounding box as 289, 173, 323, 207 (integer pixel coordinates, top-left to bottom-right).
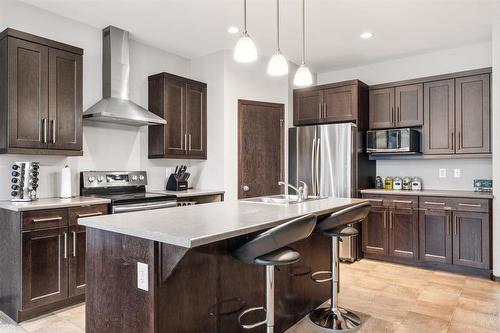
243, 0, 247, 34
302, 0, 306, 63
276, 0, 280, 50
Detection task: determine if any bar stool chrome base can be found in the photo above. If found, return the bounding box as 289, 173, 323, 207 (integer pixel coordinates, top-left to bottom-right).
309, 306, 361, 331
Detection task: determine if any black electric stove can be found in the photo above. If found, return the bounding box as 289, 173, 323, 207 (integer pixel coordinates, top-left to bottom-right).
80, 171, 177, 213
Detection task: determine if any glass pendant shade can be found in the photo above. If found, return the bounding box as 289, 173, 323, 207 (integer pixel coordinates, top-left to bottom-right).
267, 50, 288, 76
293, 63, 313, 86
234, 32, 258, 63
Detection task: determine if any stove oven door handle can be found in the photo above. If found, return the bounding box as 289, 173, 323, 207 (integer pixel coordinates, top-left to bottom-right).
112, 201, 178, 213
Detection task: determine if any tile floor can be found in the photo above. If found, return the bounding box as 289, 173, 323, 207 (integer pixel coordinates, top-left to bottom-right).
1, 259, 499, 333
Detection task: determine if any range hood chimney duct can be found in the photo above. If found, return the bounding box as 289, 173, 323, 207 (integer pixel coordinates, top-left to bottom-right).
83, 26, 166, 126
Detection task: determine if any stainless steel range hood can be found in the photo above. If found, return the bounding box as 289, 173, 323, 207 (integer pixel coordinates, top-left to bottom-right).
83, 26, 166, 126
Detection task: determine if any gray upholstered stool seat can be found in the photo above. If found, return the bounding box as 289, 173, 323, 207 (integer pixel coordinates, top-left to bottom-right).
232, 214, 317, 333
309, 202, 371, 332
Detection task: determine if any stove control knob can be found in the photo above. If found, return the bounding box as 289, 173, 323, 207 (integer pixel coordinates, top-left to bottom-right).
11, 191, 18, 197
11, 178, 18, 183
88, 176, 96, 183
139, 175, 144, 181
97, 176, 104, 183
11, 171, 19, 177
12, 164, 19, 170
131, 175, 138, 181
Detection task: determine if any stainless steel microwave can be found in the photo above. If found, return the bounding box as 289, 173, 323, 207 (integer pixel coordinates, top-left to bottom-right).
366, 128, 421, 153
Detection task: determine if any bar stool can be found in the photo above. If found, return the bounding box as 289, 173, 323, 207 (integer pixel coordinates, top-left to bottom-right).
309, 202, 371, 331
232, 214, 317, 333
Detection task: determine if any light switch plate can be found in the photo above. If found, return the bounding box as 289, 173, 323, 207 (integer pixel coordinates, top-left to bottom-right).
137, 262, 149, 291
454, 168, 461, 178
439, 169, 446, 178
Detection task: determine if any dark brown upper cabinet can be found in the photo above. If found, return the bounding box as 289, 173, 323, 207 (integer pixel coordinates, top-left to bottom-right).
424, 73, 490, 156
148, 73, 207, 160
0, 28, 83, 156
455, 74, 490, 154
293, 80, 368, 128
369, 84, 423, 129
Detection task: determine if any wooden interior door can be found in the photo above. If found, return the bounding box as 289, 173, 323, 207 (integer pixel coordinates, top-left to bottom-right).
7, 37, 49, 149
455, 74, 490, 154
185, 82, 207, 158
238, 100, 284, 199
369, 88, 394, 129
48, 48, 82, 151
423, 79, 455, 154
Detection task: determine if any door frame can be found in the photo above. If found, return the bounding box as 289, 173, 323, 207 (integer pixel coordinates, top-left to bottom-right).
237, 99, 285, 199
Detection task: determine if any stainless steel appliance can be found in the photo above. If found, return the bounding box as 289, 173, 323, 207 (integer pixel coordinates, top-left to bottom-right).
366, 128, 420, 154
11, 162, 39, 202
289, 123, 375, 261
80, 171, 176, 214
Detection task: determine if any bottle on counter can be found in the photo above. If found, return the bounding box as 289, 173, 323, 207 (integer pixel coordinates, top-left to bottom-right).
393, 177, 403, 190
384, 176, 393, 190
375, 176, 384, 189
411, 177, 422, 191
402, 177, 412, 190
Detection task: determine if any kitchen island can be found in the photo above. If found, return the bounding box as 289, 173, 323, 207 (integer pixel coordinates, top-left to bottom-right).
79, 197, 366, 333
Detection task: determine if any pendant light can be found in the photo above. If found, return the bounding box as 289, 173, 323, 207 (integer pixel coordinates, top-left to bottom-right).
234, 0, 258, 63
267, 0, 288, 76
293, 0, 312, 86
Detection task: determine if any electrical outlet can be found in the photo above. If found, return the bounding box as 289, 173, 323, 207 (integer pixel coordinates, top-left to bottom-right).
137, 262, 149, 291
439, 168, 446, 178
454, 168, 461, 178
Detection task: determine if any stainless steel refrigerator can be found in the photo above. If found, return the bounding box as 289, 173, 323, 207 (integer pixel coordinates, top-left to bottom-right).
288, 123, 375, 261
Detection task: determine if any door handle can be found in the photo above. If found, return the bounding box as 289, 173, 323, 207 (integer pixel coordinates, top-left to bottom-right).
424, 201, 445, 206
318, 104, 322, 119
63, 232, 68, 259
451, 132, 454, 150
397, 106, 400, 123
72, 231, 77, 257
458, 131, 461, 150
51, 119, 56, 143
446, 215, 451, 235
32, 216, 63, 223
315, 138, 320, 196
77, 212, 103, 218
42, 119, 47, 143
189, 134, 192, 151
458, 203, 481, 208
243, 185, 250, 192
184, 134, 188, 152
454, 216, 458, 235
391, 107, 394, 124
311, 139, 316, 195
323, 104, 327, 119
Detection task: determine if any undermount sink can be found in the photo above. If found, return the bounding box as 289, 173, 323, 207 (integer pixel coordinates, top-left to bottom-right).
243, 194, 325, 205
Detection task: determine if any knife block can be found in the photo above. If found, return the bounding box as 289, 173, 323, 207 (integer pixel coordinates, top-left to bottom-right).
166, 174, 188, 191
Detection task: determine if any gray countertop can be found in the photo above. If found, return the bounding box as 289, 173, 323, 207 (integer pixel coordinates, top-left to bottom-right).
151, 189, 225, 198
360, 189, 493, 199
79, 197, 366, 248
0, 196, 111, 212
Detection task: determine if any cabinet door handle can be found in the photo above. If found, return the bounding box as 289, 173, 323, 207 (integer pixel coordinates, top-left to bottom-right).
189, 134, 192, 151
389, 211, 393, 229
42, 119, 48, 143
318, 104, 322, 119
72, 231, 77, 257
184, 134, 188, 152
392, 200, 413, 204
77, 212, 103, 218
391, 107, 394, 124
323, 104, 327, 119
458, 203, 481, 208
454, 216, 458, 235
424, 201, 445, 206
458, 131, 461, 150
63, 232, 68, 259
451, 132, 454, 150
51, 119, 56, 143
383, 211, 387, 229
33, 216, 63, 223
397, 106, 400, 123
446, 215, 451, 235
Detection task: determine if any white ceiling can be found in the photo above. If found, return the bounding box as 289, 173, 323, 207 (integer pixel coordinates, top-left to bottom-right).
20, 0, 500, 72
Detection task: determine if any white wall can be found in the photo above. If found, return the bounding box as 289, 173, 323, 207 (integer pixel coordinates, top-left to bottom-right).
318, 42, 493, 191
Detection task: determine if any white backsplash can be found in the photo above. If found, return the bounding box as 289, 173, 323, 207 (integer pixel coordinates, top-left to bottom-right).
376, 158, 492, 191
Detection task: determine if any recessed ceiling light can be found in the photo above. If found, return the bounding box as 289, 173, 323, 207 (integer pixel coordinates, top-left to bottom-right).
227, 26, 240, 34
360, 32, 373, 39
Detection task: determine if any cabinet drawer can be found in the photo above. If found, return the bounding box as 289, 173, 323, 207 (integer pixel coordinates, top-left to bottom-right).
361, 194, 385, 207
386, 196, 418, 209
451, 198, 489, 213
419, 197, 454, 210
69, 204, 108, 226
22, 208, 68, 231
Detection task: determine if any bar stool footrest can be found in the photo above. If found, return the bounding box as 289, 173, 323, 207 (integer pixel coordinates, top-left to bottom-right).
311, 270, 333, 283
309, 306, 361, 331
238, 306, 267, 329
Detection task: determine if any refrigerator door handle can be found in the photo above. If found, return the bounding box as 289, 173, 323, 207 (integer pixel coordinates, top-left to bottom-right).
311, 138, 316, 195
315, 138, 320, 196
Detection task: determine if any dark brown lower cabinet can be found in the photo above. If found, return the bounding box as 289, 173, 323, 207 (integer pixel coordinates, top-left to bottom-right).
419, 209, 452, 264
69, 226, 86, 297
21, 227, 68, 309
362, 193, 492, 277
388, 208, 418, 259
453, 211, 489, 269
362, 206, 387, 255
